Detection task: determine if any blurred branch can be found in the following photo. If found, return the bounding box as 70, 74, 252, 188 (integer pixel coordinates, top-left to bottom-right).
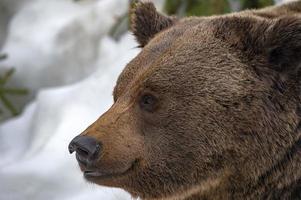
0, 93, 18, 116
0, 68, 14, 85
109, 14, 129, 41
0, 88, 28, 95
0, 53, 7, 61
0, 53, 29, 116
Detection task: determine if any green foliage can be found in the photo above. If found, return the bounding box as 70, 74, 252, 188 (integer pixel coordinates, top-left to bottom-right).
242, 0, 274, 9
165, 0, 230, 16
0, 54, 29, 116
164, 0, 274, 16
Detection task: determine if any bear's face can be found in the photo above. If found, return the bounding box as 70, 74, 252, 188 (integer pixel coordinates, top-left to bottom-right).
69, 2, 301, 199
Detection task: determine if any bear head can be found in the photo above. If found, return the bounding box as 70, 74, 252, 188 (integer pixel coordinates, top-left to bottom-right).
69, 1, 301, 199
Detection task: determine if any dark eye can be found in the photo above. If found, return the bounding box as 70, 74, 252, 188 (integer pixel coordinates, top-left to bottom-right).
139, 94, 157, 112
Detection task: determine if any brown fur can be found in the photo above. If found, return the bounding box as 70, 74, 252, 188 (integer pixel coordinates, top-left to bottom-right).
71, 1, 301, 199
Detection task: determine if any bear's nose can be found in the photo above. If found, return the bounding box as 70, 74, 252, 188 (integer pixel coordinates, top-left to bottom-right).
68, 136, 102, 161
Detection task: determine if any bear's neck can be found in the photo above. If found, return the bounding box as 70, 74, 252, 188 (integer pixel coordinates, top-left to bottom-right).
184, 130, 301, 200
142, 123, 301, 200
143, 152, 301, 200
247, 134, 301, 200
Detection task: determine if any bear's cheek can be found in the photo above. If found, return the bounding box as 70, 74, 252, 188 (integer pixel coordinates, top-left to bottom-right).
99, 134, 144, 168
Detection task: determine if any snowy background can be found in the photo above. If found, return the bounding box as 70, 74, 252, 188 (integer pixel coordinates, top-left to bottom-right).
0, 0, 293, 200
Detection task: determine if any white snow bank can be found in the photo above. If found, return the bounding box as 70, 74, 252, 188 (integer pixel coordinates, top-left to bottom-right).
2, 0, 127, 89
0, 33, 139, 200
0, 0, 127, 120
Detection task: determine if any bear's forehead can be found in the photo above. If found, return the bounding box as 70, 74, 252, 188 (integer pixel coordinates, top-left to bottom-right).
114, 22, 190, 99
114, 16, 259, 99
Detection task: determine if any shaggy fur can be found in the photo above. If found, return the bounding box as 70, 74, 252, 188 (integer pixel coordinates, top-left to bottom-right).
70, 1, 301, 199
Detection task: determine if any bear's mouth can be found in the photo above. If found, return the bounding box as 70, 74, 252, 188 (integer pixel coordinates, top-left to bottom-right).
77, 155, 139, 180
84, 161, 138, 180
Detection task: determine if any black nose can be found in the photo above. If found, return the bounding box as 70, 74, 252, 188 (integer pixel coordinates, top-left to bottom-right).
68, 136, 102, 161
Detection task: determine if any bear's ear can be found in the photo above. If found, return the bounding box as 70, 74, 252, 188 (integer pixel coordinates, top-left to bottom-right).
265, 17, 301, 76
130, 1, 176, 47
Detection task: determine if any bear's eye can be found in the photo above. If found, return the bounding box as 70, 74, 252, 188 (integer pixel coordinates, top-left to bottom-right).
139, 94, 157, 112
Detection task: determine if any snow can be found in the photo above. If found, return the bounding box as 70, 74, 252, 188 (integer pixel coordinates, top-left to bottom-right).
0, 30, 140, 199
0, 0, 291, 199
0, 0, 140, 199
0, 32, 138, 200
0, 0, 128, 120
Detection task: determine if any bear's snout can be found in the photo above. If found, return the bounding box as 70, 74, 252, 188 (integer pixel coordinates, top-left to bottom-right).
69, 136, 102, 164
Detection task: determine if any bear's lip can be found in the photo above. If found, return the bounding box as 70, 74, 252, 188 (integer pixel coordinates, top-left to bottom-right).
83, 159, 139, 180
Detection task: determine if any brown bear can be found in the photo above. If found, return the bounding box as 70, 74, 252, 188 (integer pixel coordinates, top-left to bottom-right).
69, 1, 301, 199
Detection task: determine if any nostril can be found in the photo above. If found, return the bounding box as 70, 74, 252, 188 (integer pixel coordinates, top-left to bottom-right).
76, 146, 90, 158
68, 136, 102, 161
92, 144, 101, 159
